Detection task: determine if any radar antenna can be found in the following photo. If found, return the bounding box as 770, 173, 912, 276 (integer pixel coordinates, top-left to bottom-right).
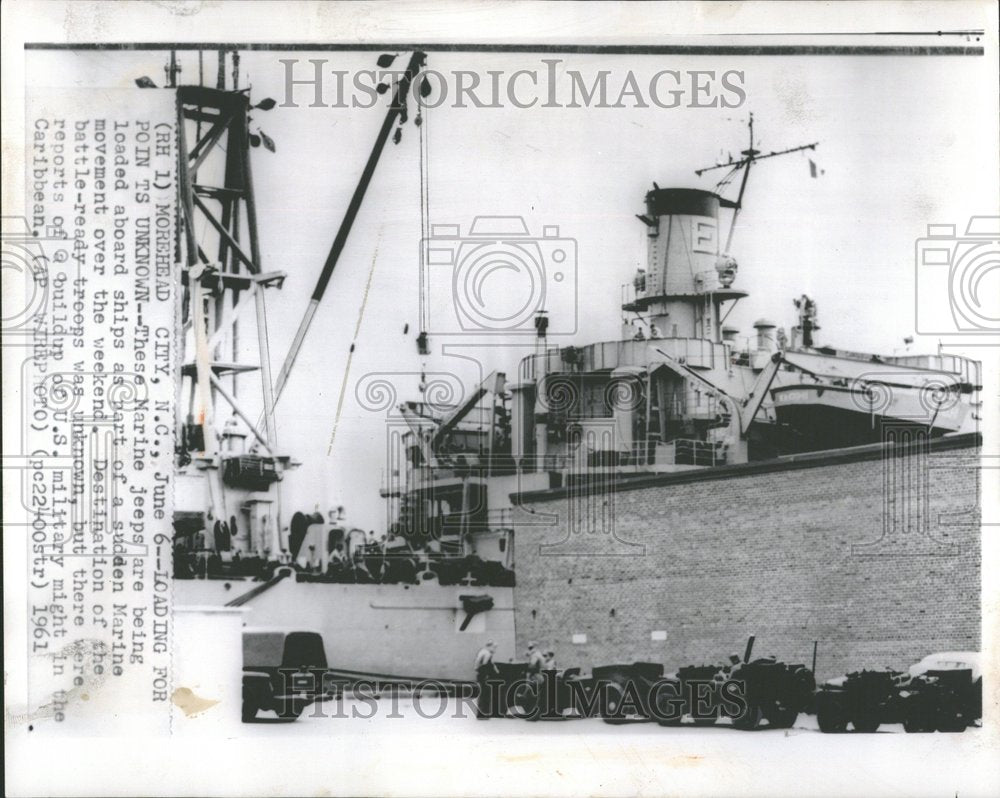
695, 114, 818, 253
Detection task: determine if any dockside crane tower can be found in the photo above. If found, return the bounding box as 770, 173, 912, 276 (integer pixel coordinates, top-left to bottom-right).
168, 51, 293, 559
166, 49, 429, 562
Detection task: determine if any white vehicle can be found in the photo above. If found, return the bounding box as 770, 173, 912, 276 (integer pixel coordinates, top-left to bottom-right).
901, 650, 982, 733
908, 651, 981, 681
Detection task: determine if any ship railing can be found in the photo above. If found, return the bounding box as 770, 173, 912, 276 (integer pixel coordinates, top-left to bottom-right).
626, 438, 723, 468
621, 279, 648, 309
655, 438, 723, 467
622, 269, 729, 299
518, 348, 570, 383
486, 508, 515, 530
515, 440, 723, 473
619, 271, 737, 304
883, 353, 982, 387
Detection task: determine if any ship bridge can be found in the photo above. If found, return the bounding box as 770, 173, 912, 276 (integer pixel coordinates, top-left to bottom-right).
509, 333, 783, 477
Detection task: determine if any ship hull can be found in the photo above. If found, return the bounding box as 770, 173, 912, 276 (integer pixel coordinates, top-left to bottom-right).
175, 577, 515, 683
771, 384, 969, 449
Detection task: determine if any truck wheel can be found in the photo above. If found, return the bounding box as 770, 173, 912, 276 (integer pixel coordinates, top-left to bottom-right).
936, 710, 969, 733
732, 703, 762, 731
277, 701, 304, 720
511, 682, 540, 721
817, 714, 847, 733
903, 716, 932, 733
653, 704, 684, 726
816, 698, 847, 733
851, 715, 880, 733
602, 682, 628, 725
903, 698, 934, 733
242, 696, 258, 723
764, 704, 798, 729
690, 703, 719, 727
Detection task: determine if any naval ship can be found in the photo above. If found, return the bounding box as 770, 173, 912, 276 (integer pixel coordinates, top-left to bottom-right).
170, 51, 980, 685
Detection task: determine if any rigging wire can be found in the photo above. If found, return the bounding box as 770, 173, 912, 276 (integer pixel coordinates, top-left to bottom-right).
417, 92, 431, 336
715, 164, 741, 193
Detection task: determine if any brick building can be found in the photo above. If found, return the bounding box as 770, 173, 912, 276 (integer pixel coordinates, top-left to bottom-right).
510, 433, 980, 681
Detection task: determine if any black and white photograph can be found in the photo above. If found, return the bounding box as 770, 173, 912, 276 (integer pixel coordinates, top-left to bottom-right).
2, 2, 998, 796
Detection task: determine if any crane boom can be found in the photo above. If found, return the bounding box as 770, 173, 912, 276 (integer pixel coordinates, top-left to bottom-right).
431, 371, 506, 449
271, 51, 427, 408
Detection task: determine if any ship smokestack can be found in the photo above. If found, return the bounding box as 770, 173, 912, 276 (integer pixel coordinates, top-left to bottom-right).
753, 318, 777, 368
754, 318, 776, 350
624, 187, 746, 343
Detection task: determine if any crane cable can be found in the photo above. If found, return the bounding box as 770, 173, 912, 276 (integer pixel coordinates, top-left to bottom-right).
417, 87, 431, 340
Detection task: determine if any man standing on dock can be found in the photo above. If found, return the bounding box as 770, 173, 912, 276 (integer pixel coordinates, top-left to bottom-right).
526, 642, 546, 679
474, 641, 499, 719
543, 650, 557, 671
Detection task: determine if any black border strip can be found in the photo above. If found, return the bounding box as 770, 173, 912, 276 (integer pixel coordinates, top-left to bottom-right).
24, 42, 985, 56
513, 432, 983, 504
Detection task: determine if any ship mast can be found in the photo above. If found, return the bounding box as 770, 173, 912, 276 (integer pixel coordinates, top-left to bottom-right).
624, 118, 819, 346
695, 113, 819, 253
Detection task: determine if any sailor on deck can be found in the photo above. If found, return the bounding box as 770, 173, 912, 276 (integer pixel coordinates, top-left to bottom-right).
326, 543, 346, 576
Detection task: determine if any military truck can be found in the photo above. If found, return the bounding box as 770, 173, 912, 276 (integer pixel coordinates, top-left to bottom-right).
594, 661, 666, 724
242, 627, 332, 722
652, 637, 815, 730
502, 665, 590, 720
815, 651, 982, 733
900, 652, 982, 733
654, 664, 728, 726
701, 656, 814, 730
815, 669, 907, 732
594, 637, 814, 729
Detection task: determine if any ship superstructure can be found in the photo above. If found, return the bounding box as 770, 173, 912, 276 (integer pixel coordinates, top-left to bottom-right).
387, 121, 981, 562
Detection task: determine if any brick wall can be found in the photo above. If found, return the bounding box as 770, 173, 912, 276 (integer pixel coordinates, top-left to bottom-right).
511, 436, 981, 681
